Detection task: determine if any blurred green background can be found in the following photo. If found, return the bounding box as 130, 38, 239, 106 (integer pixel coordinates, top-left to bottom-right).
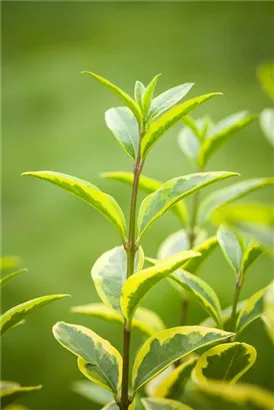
2, 2, 274, 409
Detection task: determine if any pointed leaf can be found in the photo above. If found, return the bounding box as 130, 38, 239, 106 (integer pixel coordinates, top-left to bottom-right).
236, 285, 271, 333
91, 246, 144, 315
102, 172, 187, 225
148, 83, 194, 121
72, 380, 113, 404
178, 126, 200, 164
132, 326, 233, 392
141, 397, 193, 410
192, 342, 256, 385
241, 243, 264, 274
198, 177, 274, 224
142, 93, 222, 157
22, 171, 127, 240
53, 321, 122, 394
158, 230, 190, 260
231, 221, 274, 251
142, 74, 162, 118
0, 294, 70, 335
137, 172, 238, 240
0, 269, 27, 288
121, 251, 200, 323
134, 81, 145, 106
217, 225, 242, 276
260, 108, 274, 147
0, 382, 42, 407
82, 71, 142, 122
198, 112, 257, 167
105, 107, 139, 159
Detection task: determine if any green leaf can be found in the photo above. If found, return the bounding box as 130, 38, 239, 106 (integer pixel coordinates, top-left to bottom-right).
82, 71, 142, 123
132, 326, 233, 393
91, 246, 144, 316
153, 356, 198, 399
134, 81, 146, 107
121, 251, 200, 323
141, 397, 193, 410
257, 61, 274, 101
198, 112, 257, 167
192, 342, 256, 385
142, 93, 222, 157
263, 283, 274, 343
53, 321, 122, 394
158, 230, 190, 260
0, 294, 70, 336
217, 225, 242, 276
72, 380, 113, 404
178, 126, 200, 164
71, 303, 165, 336
22, 171, 127, 240
137, 172, 238, 240
148, 83, 194, 121
105, 107, 139, 159
198, 177, 274, 224
0, 256, 20, 273
200, 300, 246, 329
236, 285, 270, 333
241, 243, 264, 274
182, 115, 211, 141
260, 108, 274, 147
142, 74, 162, 118
231, 222, 274, 251
183, 236, 218, 274
0, 269, 27, 288
102, 172, 187, 225
0, 381, 42, 407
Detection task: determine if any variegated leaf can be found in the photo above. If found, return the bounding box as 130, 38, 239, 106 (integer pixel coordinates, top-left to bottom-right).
22, 171, 127, 240
142, 93, 222, 157
158, 230, 190, 260
0, 269, 27, 288
134, 81, 145, 107
192, 342, 256, 385
72, 380, 113, 404
132, 326, 233, 392
137, 172, 238, 240
91, 246, 144, 316
141, 397, 193, 410
217, 225, 242, 276
183, 236, 217, 274
0, 381, 41, 407
121, 251, 200, 323
198, 177, 274, 224
200, 300, 246, 329
241, 243, 264, 274
0, 294, 70, 336
53, 322, 122, 394
82, 71, 142, 123
142, 74, 162, 118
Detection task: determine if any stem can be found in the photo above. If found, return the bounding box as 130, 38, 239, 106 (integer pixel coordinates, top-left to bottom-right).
230, 272, 243, 332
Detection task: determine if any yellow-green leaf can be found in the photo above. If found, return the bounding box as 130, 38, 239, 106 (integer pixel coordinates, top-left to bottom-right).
236, 285, 271, 333
53, 321, 122, 394
134, 80, 145, 107
0, 381, 41, 407
22, 171, 127, 240
200, 300, 246, 329
192, 342, 256, 385
158, 230, 190, 259
178, 124, 200, 164
132, 326, 233, 393
82, 71, 142, 123
241, 243, 264, 274
142, 93, 221, 157
0, 269, 27, 288
91, 246, 144, 316
198, 112, 257, 167
217, 225, 242, 276
263, 283, 274, 343
137, 172, 238, 240
0, 294, 70, 336
260, 109, 274, 147
0, 256, 20, 273
71, 303, 165, 336
142, 74, 162, 118
121, 251, 200, 323
183, 236, 218, 274
198, 177, 274, 225
257, 61, 274, 101
101, 171, 188, 225
141, 397, 193, 410
73, 380, 113, 404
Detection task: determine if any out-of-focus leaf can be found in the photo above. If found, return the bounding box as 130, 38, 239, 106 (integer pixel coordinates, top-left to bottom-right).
158, 230, 190, 260
141, 397, 193, 410
192, 342, 256, 385
0, 381, 41, 407
0, 257, 20, 273
183, 237, 218, 274
0, 294, 70, 336
200, 300, 246, 329
263, 282, 274, 343
137, 172, 238, 240
82, 71, 142, 122
197, 178, 274, 225
142, 74, 162, 118
22, 171, 127, 240
142, 93, 222, 157
53, 322, 122, 394
211, 203, 274, 227
105, 107, 139, 159
217, 225, 242, 276
260, 108, 274, 147
72, 380, 113, 404
0, 269, 27, 288
132, 326, 233, 393
178, 126, 200, 164
257, 61, 274, 101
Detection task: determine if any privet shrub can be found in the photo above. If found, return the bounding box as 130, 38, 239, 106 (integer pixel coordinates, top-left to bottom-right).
22, 71, 274, 410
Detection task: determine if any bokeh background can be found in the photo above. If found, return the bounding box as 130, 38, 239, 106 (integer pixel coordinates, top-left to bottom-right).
2, 2, 274, 409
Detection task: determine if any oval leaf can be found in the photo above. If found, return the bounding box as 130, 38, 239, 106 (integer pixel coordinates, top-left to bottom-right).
192, 342, 256, 385
137, 172, 238, 240
73, 380, 113, 404
241, 243, 264, 274
22, 171, 127, 240
121, 251, 200, 323
132, 326, 233, 393
141, 397, 193, 410
0, 382, 41, 408
217, 225, 242, 276
0, 294, 70, 335
0, 269, 27, 288
178, 126, 200, 164
260, 108, 274, 147
53, 321, 122, 394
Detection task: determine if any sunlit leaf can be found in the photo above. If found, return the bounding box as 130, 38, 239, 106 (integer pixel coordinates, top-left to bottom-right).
72, 380, 113, 404
0, 294, 70, 336
241, 243, 264, 274
260, 108, 274, 147
22, 171, 127, 240
0, 269, 27, 288
134, 81, 145, 107
53, 322, 122, 394
121, 251, 200, 323
141, 397, 193, 410
142, 93, 222, 157
192, 342, 256, 385
82, 71, 142, 122
132, 326, 233, 393
0, 381, 41, 407
137, 172, 238, 240
257, 61, 274, 101
142, 74, 162, 118
217, 225, 242, 276
105, 107, 139, 159
263, 283, 274, 343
